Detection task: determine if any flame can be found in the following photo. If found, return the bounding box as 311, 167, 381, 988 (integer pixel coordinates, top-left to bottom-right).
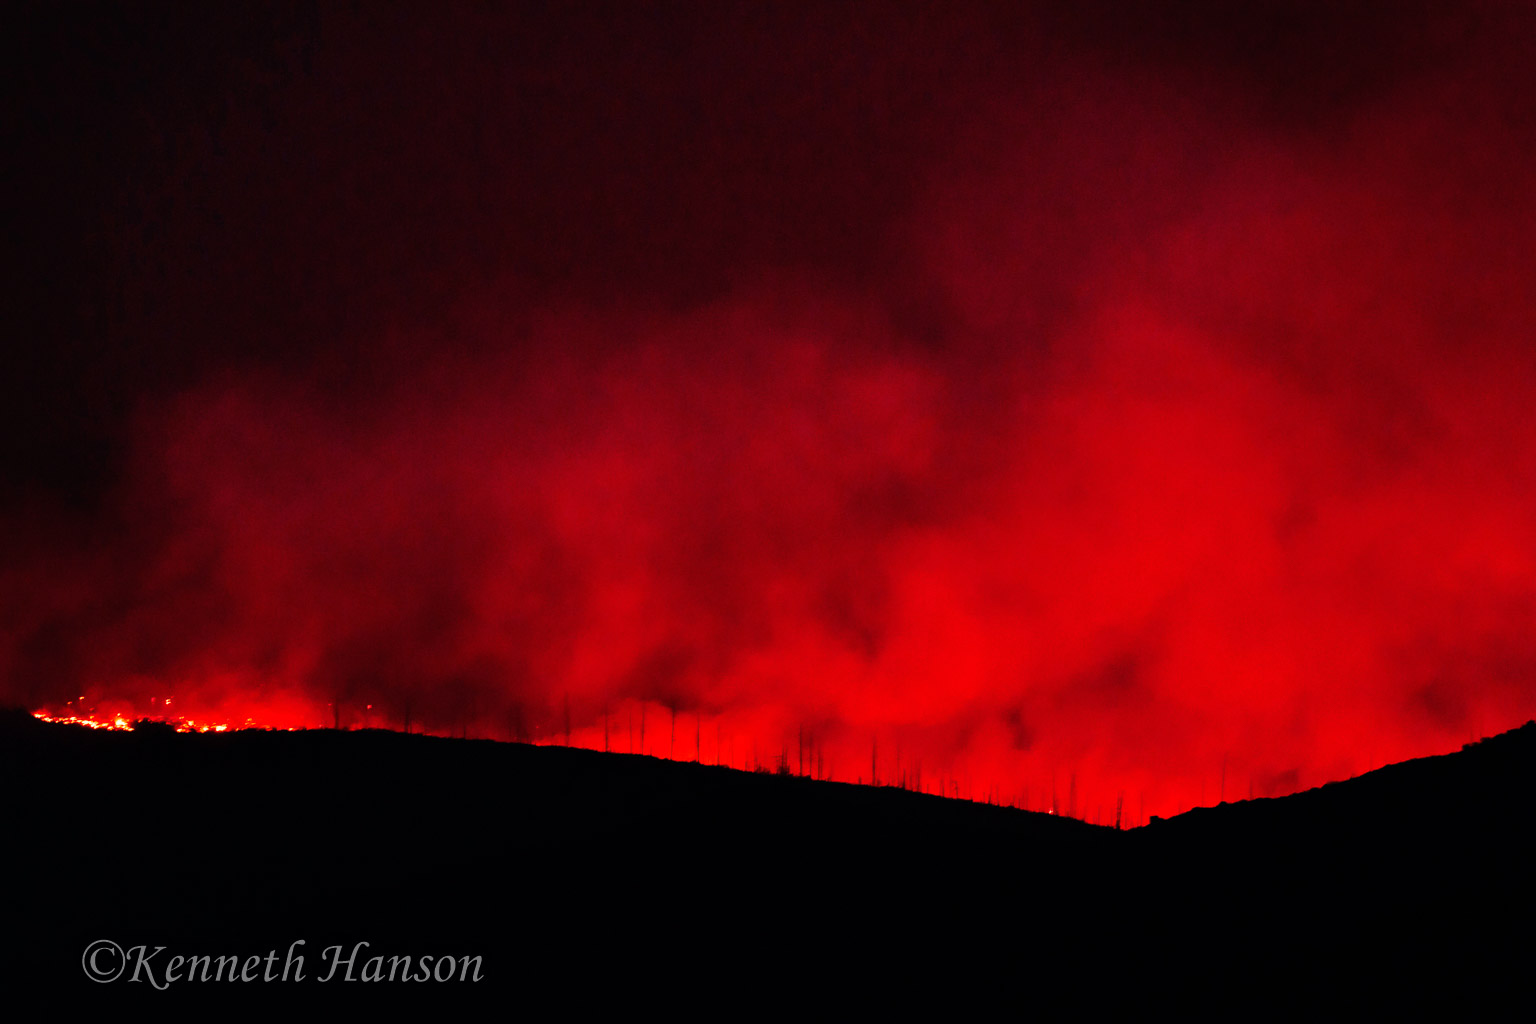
31, 710, 281, 733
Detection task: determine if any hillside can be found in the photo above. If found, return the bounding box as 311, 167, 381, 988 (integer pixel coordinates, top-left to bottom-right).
5, 709, 1532, 1009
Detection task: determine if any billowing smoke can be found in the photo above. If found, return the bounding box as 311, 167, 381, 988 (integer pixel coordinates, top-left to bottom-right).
7, 4, 1536, 819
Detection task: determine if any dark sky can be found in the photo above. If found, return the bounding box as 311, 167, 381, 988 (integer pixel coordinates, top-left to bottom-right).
7, 2, 1536, 818
3, 0, 1466, 503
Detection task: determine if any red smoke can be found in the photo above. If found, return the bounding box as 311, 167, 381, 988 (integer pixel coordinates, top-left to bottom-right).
7, 9, 1536, 823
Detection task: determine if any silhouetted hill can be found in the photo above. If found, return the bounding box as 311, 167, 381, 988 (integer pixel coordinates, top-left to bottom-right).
1125, 723, 1536, 1007
5, 708, 1533, 1011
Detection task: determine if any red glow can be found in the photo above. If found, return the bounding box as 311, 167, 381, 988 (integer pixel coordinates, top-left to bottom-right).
9, 9, 1536, 827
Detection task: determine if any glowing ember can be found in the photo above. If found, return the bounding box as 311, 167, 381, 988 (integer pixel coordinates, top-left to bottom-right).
32, 710, 277, 734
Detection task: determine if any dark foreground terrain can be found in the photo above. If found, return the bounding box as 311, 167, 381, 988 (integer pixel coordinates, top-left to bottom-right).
5, 708, 1533, 1011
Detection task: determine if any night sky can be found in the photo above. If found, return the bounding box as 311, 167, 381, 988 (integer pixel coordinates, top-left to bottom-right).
7, 2, 1536, 819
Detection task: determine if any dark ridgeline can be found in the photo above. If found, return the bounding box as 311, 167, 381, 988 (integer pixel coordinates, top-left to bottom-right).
4, 708, 1533, 1012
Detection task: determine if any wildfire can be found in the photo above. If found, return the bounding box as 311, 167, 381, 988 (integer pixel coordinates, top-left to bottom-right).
31, 710, 277, 733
